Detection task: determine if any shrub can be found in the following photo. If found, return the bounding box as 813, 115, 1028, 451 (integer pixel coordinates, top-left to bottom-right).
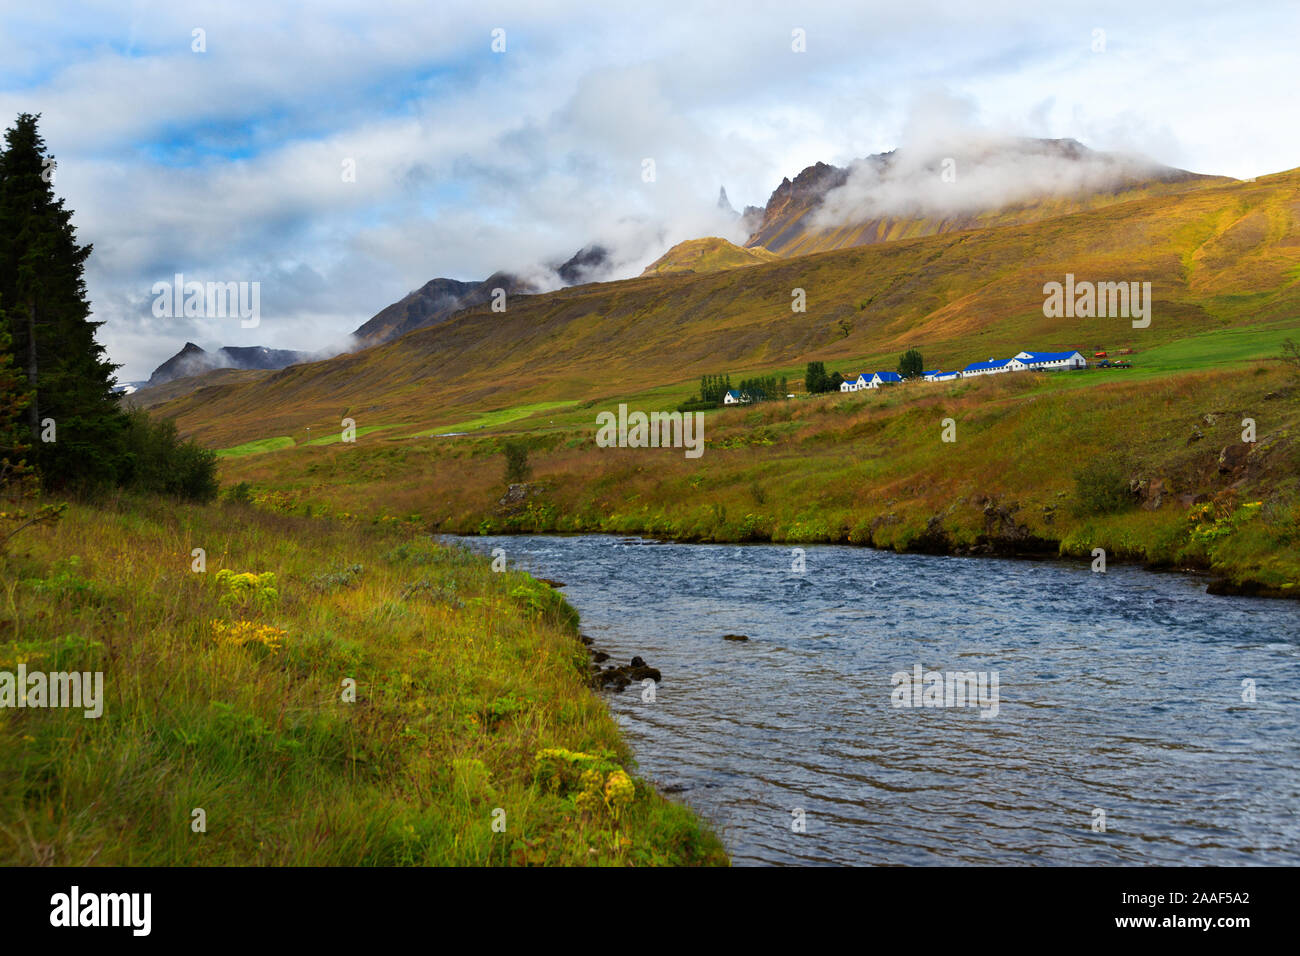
1280, 338, 1300, 377
503, 440, 531, 484
310, 563, 363, 592
225, 481, 253, 504
400, 577, 461, 606
119, 409, 218, 501
1072, 460, 1134, 516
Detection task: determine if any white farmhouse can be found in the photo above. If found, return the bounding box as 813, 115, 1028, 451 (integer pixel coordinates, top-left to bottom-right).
1013, 350, 1087, 371
866, 371, 903, 389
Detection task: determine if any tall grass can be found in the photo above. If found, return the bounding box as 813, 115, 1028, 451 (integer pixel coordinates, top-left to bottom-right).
0, 496, 726, 865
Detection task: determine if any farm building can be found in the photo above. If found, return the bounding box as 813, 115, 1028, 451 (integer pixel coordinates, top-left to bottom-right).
1013, 350, 1087, 371
960, 358, 1015, 378
867, 371, 903, 388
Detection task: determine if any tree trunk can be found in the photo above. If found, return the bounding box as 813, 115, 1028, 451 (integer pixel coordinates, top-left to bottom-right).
25, 298, 38, 438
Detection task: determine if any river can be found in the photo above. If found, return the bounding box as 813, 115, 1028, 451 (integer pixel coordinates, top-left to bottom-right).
461, 535, 1300, 866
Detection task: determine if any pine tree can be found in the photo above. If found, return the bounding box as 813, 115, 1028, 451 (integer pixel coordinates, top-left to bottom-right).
0, 113, 124, 488
0, 313, 30, 487
805, 361, 827, 394
0, 311, 65, 550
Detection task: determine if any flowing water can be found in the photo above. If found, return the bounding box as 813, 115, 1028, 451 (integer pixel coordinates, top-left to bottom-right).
462, 535, 1300, 866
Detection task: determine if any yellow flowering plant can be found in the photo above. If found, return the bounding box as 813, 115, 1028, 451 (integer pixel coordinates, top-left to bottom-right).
214, 569, 279, 614
211, 619, 287, 650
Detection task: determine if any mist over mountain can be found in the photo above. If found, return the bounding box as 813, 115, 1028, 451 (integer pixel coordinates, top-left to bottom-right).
346, 135, 1228, 351
744, 136, 1225, 256
146, 342, 313, 387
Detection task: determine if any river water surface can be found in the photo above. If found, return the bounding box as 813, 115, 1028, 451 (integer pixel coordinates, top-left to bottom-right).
463, 535, 1300, 866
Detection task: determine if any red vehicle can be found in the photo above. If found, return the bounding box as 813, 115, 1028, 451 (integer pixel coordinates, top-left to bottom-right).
1094, 351, 1108, 358
1117, 348, 1135, 355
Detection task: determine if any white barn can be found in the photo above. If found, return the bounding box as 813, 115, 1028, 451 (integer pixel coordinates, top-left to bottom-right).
1013, 350, 1087, 371
960, 358, 1015, 378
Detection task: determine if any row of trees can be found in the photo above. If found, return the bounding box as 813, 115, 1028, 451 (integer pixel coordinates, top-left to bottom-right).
804, 361, 843, 394
805, 349, 927, 394
697, 374, 732, 405
736, 375, 784, 403
679, 372, 789, 410
1, 113, 217, 512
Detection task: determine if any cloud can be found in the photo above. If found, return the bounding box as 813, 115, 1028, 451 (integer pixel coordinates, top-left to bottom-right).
1, 0, 1297, 379
810, 91, 1177, 227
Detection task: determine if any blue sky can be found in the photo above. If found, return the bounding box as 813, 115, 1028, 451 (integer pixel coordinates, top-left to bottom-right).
2, 0, 1297, 379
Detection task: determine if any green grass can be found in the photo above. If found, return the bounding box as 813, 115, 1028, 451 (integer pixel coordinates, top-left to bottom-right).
1131, 324, 1299, 373
0, 496, 727, 866
307, 423, 409, 445
215, 436, 296, 458
408, 401, 579, 438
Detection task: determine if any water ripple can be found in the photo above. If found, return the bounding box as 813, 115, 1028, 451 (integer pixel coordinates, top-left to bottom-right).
462, 535, 1300, 865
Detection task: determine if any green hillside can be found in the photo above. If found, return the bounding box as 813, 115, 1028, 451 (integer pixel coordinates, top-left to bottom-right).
153, 168, 1300, 450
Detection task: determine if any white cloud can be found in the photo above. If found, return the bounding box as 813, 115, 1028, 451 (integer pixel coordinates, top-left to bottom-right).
1, 0, 1296, 378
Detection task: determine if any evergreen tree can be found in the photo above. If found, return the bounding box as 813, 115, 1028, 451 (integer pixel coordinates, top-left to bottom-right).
805, 361, 827, 394
0, 314, 30, 488
0, 113, 124, 488
898, 347, 924, 379
0, 313, 65, 549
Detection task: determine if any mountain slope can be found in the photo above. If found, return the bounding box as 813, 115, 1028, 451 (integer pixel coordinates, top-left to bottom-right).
145, 342, 311, 388
745, 138, 1230, 257
641, 237, 780, 276
151, 169, 1300, 448
350, 276, 486, 345
352, 246, 614, 348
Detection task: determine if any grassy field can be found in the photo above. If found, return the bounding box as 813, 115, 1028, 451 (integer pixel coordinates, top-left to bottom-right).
215, 436, 296, 459
308, 423, 409, 446
214, 361, 1300, 595
408, 402, 578, 438
0, 496, 726, 865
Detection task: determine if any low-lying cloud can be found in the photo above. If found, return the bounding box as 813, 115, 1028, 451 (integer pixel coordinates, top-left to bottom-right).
812, 121, 1177, 229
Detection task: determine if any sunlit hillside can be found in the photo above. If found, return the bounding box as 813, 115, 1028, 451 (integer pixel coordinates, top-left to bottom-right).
151, 169, 1300, 450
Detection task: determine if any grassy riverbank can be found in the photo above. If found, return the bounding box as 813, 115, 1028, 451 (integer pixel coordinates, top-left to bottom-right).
0, 496, 727, 865
216, 362, 1300, 597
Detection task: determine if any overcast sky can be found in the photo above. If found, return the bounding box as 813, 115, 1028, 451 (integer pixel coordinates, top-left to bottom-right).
2, 0, 1297, 380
